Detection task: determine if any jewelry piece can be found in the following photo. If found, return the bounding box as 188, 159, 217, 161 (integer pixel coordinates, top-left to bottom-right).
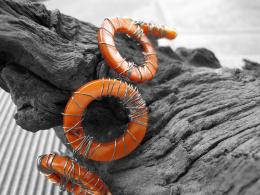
63, 78, 148, 162
134, 20, 177, 40
37, 17, 177, 195
97, 17, 158, 83
37, 153, 111, 195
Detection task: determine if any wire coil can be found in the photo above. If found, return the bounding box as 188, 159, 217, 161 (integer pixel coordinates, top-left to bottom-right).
97, 17, 158, 83
37, 153, 111, 195
63, 78, 148, 162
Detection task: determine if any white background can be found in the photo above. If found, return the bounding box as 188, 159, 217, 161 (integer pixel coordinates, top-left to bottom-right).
45, 0, 260, 68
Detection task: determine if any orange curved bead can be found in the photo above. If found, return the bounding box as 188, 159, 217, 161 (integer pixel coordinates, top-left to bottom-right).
139, 22, 177, 40
97, 18, 158, 83
63, 79, 148, 162
37, 154, 111, 195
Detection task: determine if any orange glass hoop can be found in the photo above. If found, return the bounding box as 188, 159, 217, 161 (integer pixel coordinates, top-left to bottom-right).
63, 79, 148, 162
97, 18, 158, 83
37, 154, 111, 195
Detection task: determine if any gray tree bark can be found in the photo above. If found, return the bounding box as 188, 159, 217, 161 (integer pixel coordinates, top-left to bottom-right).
1, 1, 260, 195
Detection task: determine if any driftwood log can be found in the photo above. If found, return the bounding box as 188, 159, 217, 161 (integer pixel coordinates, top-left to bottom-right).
1, 1, 260, 195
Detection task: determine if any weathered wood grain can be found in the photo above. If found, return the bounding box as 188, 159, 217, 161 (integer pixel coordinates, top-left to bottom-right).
0, 1, 260, 194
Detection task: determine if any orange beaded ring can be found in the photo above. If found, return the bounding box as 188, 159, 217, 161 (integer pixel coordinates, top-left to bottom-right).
97, 18, 158, 83
63, 78, 148, 162
97, 18, 177, 83
37, 153, 111, 195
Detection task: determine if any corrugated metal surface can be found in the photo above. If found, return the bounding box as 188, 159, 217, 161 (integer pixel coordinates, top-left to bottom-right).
0, 89, 70, 195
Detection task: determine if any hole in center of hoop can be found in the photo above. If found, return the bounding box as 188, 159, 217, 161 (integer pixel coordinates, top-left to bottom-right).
82, 96, 129, 143
115, 32, 145, 66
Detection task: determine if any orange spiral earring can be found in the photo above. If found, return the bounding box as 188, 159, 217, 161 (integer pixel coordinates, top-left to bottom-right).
97, 18, 158, 83
97, 18, 177, 83
37, 153, 111, 195
63, 78, 148, 162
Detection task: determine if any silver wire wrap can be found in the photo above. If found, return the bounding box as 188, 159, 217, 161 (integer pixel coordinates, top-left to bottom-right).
98, 18, 152, 79
37, 153, 96, 195
132, 24, 145, 40
63, 78, 147, 161
134, 20, 167, 38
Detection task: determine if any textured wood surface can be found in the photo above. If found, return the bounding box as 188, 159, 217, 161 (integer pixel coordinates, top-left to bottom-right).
0, 1, 260, 194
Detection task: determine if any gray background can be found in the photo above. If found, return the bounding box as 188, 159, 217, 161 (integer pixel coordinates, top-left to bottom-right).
45, 0, 260, 68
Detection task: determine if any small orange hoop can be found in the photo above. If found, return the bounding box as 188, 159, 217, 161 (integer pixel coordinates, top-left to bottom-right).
37, 153, 111, 195
97, 18, 158, 83
63, 79, 148, 162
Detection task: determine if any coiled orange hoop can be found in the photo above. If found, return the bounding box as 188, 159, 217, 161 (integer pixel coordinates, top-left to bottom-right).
63, 78, 148, 162
97, 18, 158, 83
37, 153, 111, 195
97, 18, 177, 83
